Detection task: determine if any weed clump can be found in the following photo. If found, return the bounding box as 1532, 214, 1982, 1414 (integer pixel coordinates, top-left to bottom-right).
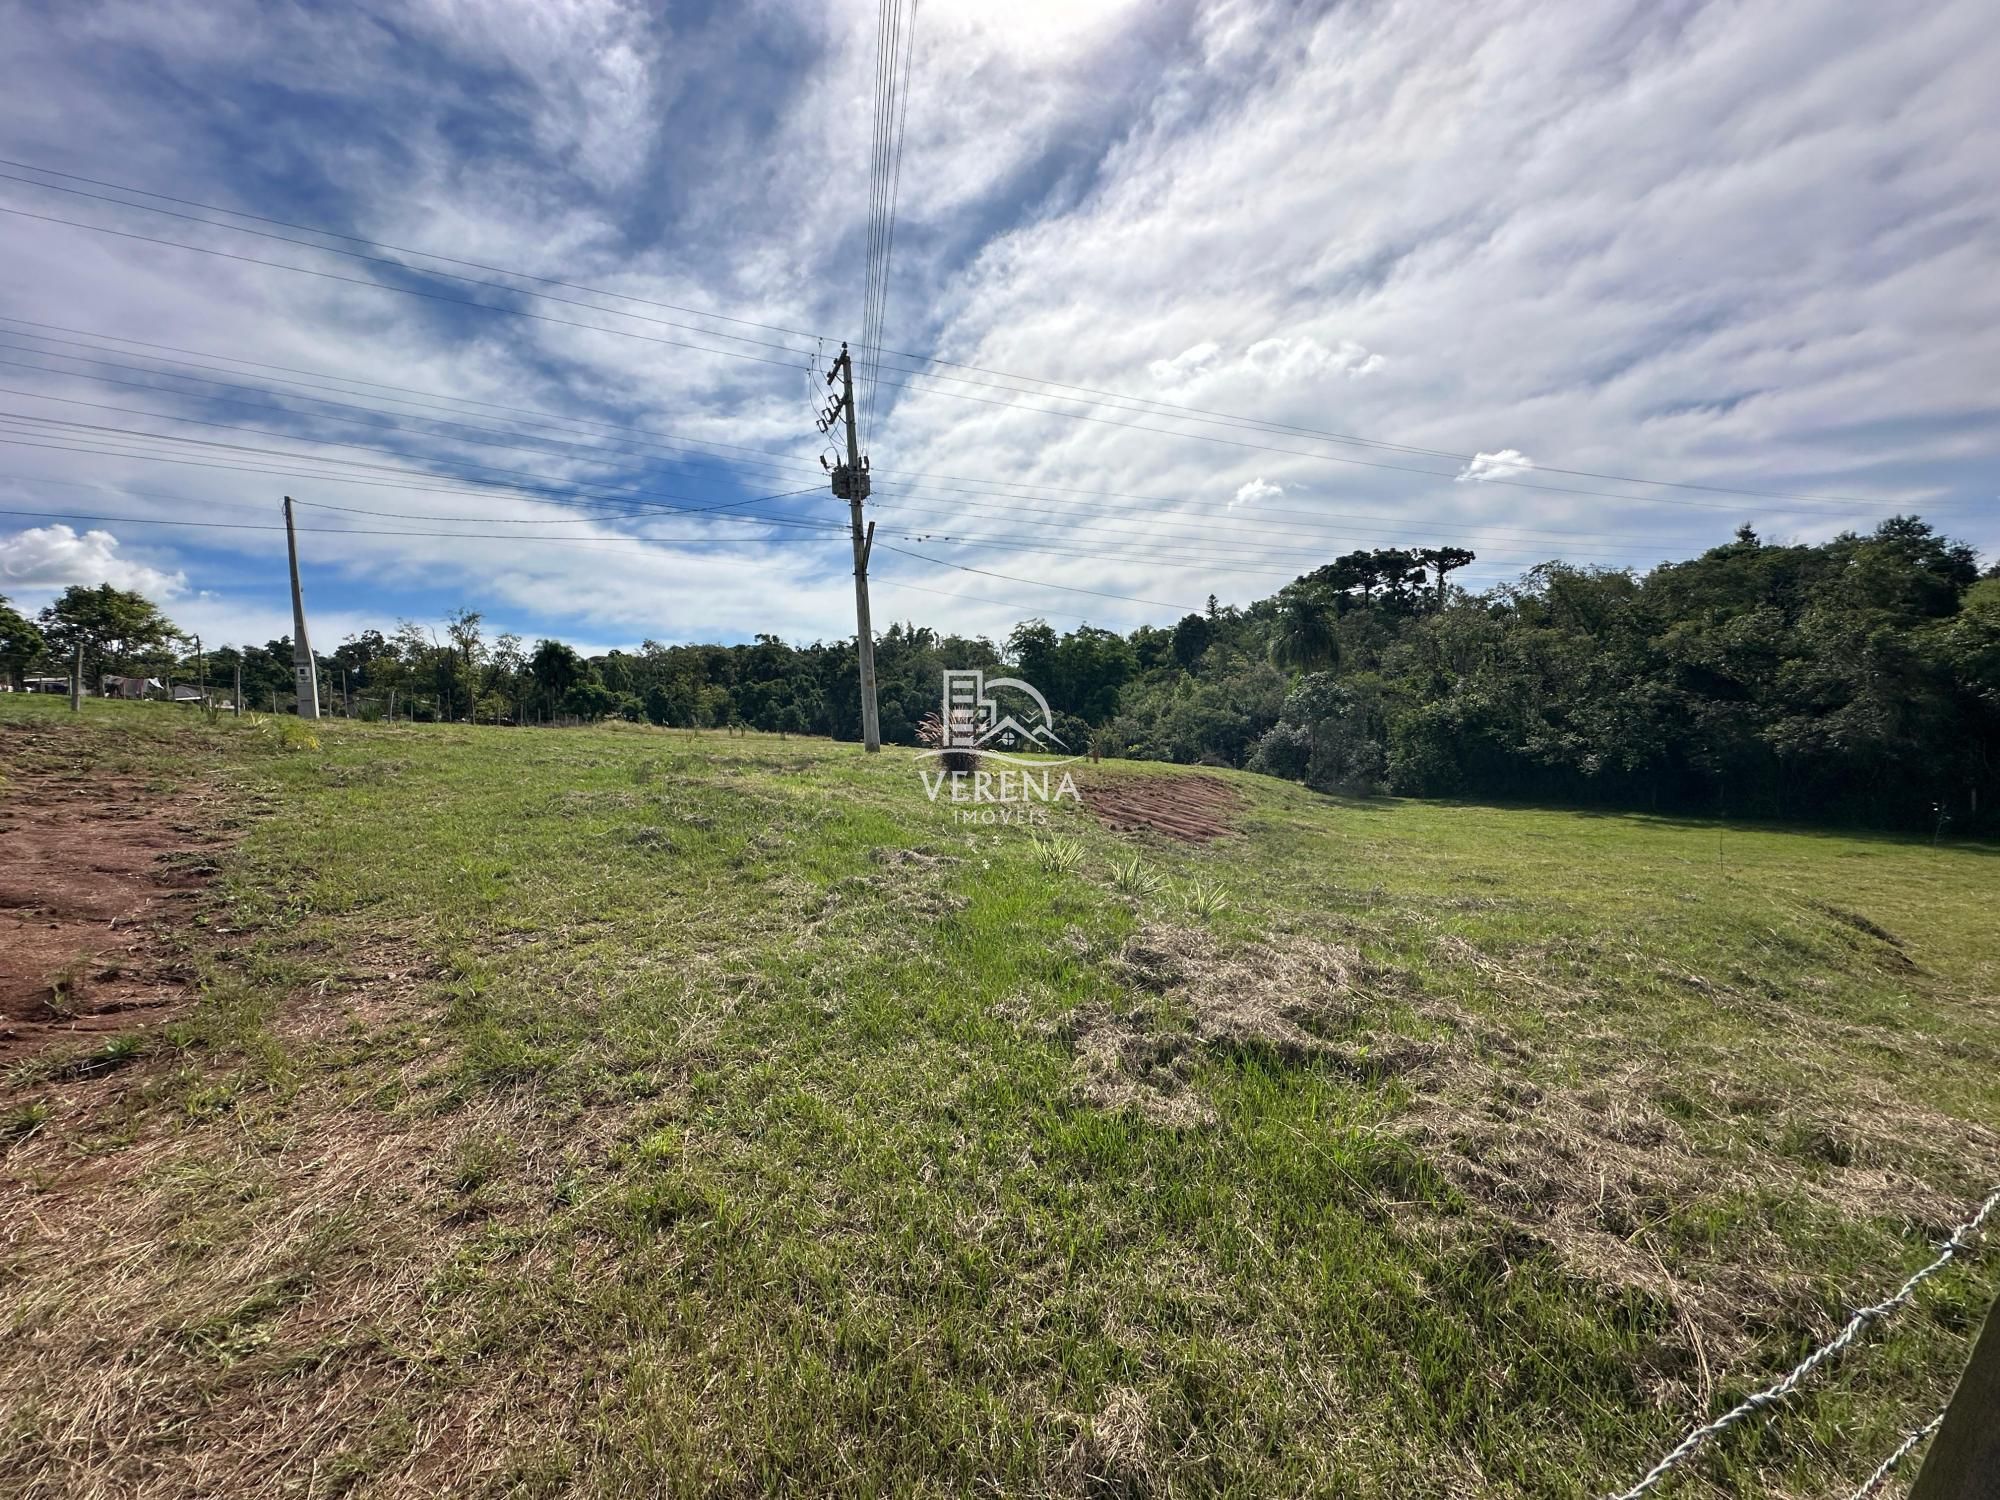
1032, 834, 1085, 875
247, 714, 320, 753
1107, 854, 1164, 900
1176, 876, 1230, 920
916, 708, 979, 774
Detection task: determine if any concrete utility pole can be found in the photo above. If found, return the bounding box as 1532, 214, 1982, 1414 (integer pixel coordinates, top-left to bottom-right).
195, 635, 206, 708
1910, 1295, 2000, 1498
233, 658, 242, 716
830, 344, 881, 751
282, 495, 320, 719
68, 641, 81, 712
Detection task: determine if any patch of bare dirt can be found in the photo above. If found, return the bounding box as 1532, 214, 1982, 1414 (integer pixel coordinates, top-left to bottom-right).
0, 732, 229, 1062
1082, 774, 1242, 842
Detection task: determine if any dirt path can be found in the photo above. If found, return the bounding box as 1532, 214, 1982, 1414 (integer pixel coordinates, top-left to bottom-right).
0, 731, 223, 1062
1082, 772, 1243, 842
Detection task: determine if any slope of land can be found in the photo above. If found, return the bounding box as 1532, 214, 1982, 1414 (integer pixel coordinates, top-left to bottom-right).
1, 696, 1995, 1498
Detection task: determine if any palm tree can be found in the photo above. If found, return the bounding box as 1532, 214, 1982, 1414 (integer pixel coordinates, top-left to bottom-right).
1269, 589, 1339, 675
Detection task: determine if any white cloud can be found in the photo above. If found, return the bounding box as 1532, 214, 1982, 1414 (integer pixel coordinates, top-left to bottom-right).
1149, 337, 1381, 392
0, 0, 1994, 650
1242, 337, 1384, 381
1149, 341, 1221, 384
0, 526, 188, 601
1455, 450, 1536, 484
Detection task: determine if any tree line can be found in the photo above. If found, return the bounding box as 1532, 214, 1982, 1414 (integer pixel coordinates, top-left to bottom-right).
4, 518, 1995, 831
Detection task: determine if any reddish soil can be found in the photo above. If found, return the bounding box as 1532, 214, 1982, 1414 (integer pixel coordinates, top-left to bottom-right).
0, 733, 223, 1063
1082, 773, 1244, 842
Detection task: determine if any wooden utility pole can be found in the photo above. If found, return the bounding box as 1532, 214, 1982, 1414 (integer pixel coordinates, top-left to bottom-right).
282, 495, 320, 719
829, 344, 880, 751
68, 641, 81, 712
1910, 1295, 2000, 1498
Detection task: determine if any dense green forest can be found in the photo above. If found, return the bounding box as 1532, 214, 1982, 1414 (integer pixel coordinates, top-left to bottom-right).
6, 516, 1997, 831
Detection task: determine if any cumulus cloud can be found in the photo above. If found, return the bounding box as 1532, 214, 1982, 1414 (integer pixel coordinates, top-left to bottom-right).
1229, 477, 1284, 509
1455, 450, 1536, 484
0, 526, 188, 601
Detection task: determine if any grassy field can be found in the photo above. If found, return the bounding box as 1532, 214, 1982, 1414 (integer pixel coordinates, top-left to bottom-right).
2, 695, 1996, 1498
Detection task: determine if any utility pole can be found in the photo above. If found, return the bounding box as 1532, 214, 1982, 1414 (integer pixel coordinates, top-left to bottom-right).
282, 495, 320, 719
827, 344, 880, 751
233, 658, 242, 716
68, 641, 81, 712
195, 635, 206, 709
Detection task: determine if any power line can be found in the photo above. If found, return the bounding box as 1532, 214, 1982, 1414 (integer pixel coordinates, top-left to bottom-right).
0, 422, 1308, 581
0, 503, 845, 551
0, 330, 1752, 557
0, 338, 1662, 562
859, 0, 919, 448
0, 156, 832, 343
0, 413, 1761, 587
875, 541, 1200, 612
0, 314, 1719, 538
0, 414, 1599, 579
0, 345, 852, 500
0, 171, 816, 364
0, 329, 834, 487
0, 202, 810, 375
862, 486, 1703, 564
0, 195, 1950, 518
0, 155, 1934, 511
288, 487, 825, 526
0, 316, 832, 479
0, 396, 852, 533
868, 571, 1109, 628
0, 347, 802, 488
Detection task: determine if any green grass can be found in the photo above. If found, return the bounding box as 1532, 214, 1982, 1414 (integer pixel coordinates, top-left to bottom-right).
1, 695, 1995, 1498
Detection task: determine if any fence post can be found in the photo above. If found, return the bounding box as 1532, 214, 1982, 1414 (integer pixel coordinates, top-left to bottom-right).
1909, 1295, 2000, 1498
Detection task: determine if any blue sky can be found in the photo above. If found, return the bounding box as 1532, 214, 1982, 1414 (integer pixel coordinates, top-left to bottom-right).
0, 0, 1994, 655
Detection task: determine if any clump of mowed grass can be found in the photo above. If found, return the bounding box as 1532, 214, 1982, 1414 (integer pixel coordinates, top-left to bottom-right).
0, 693, 1995, 1499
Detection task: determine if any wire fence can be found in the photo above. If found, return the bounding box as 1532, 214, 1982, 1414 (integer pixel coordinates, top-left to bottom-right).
1846, 1414, 1944, 1500
1607, 1185, 2000, 1499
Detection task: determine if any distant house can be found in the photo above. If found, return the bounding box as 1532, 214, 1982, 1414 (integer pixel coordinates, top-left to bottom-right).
100, 675, 163, 700
19, 676, 71, 694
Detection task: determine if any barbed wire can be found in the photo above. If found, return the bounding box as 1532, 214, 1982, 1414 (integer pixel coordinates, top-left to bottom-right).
1607, 1185, 2000, 1499
1846, 1414, 1944, 1500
